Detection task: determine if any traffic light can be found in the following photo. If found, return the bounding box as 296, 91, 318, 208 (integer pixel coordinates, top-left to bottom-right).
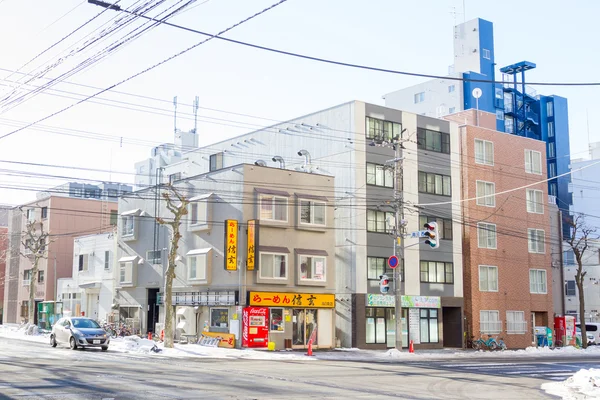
379, 274, 390, 294
423, 221, 439, 249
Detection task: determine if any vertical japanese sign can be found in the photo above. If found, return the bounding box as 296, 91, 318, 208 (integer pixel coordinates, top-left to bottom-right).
246, 220, 258, 271
225, 219, 238, 271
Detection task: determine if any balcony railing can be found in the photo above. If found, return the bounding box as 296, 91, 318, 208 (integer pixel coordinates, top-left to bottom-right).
507, 321, 528, 334
526, 110, 539, 122
548, 195, 557, 205
480, 320, 503, 334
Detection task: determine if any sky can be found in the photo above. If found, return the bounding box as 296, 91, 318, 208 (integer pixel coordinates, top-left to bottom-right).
0, 0, 599, 206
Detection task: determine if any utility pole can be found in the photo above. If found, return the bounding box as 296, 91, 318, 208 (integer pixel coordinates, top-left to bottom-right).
53, 256, 57, 323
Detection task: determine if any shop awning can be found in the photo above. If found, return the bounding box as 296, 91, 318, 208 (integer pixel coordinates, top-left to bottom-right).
186, 248, 211, 256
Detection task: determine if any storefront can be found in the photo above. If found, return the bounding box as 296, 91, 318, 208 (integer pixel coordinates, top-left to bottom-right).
355, 294, 447, 349
247, 291, 336, 350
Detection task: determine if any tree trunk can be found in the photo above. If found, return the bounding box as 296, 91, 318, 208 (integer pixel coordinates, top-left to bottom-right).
577, 277, 587, 348
28, 258, 38, 324
163, 228, 181, 349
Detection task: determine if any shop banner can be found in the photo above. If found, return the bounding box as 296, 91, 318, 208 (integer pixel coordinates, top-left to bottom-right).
365, 294, 441, 309
202, 331, 236, 348
249, 291, 335, 308
247, 220, 257, 271
224, 219, 238, 271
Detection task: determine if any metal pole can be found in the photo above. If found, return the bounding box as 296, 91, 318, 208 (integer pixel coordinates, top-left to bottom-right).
54, 256, 57, 323
394, 143, 404, 350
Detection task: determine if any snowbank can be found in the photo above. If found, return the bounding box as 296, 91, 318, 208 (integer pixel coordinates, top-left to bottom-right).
0, 324, 49, 344
542, 369, 600, 399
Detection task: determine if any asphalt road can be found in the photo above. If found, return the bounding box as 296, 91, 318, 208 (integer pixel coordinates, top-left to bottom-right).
0, 336, 590, 399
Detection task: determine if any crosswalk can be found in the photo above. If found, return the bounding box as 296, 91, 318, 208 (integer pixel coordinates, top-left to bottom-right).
427, 361, 600, 381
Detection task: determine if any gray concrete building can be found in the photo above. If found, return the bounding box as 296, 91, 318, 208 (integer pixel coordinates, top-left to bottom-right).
132, 101, 464, 349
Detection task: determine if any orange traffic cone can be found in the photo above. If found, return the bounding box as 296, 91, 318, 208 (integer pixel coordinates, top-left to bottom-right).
306, 339, 314, 356
409, 340, 414, 353
148, 332, 152, 340
160, 329, 164, 341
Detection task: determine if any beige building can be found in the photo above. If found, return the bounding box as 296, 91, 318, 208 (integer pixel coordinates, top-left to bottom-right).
116, 164, 336, 349
3, 195, 118, 325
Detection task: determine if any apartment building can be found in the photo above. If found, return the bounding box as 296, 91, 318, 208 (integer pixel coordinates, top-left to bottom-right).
133, 101, 464, 350
56, 232, 117, 323
116, 164, 337, 349
0, 206, 8, 323
2, 193, 118, 324
459, 121, 553, 349
563, 241, 600, 322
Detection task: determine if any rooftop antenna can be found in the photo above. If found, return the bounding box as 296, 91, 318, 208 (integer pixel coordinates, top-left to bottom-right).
173, 96, 178, 134
193, 95, 199, 134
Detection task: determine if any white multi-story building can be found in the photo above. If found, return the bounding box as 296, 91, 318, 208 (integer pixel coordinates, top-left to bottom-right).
570, 141, 600, 218
57, 232, 117, 322
563, 241, 600, 322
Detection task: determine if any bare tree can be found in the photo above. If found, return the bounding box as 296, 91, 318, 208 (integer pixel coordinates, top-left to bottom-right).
21, 220, 51, 324
156, 184, 189, 348
566, 214, 599, 349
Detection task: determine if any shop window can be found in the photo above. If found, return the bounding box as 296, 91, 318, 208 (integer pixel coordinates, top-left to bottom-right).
299, 255, 326, 282
419, 309, 439, 343
210, 308, 229, 330
270, 308, 284, 332
366, 307, 390, 344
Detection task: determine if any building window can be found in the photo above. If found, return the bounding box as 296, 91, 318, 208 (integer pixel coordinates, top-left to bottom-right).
548, 122, 554, 138
529, 269, 547, 294
482, 48, 491, 59
414, 92, 425, 104
270, 308, 284, 332
122, 216, 134, 236
479, 265, 498, 292
365, 307, 391, 344
476, 181, 496, 207
78, 254, 88, 272
528, 229, 545, 253
210, 308, 229, 329
420, 261, 453, 284
110, 210, 118, 226
496, 110, 504, 120
367, 210, 394, 233
549, 183, 557, 196
506, 311, 527, 334
419, 309, 439, 343
147, 250, 162, 265
563, 250, 575, 265
188, 254, 207, 280
547, 101, 554, 117
448, 107, 456, 114
448, 85, 455, 93
119, 262, 133, 284
168, 173, 181, 184
366, 163, 394, 188
189, 201, 208, 226
209, 152, 223, 171
548, 143, 556, 159
477, 223, 497, 249
26, 209, 35, 222
418, 171, 451, 196
300, 200, 326, 226
299, 255, 326, 282
505, 116, 514, 133
367, 257, 403, 281
38, 270, 44, 283
366, 117, 401, 142
259, 195, 288, 222
41, 207, 48, 219
549, 162, 556, 178
474, 139, 494, 166
480, 310, 501, 334
525, 150, 542, 175
259, 253, 287, 279
417, 128, 450, 154
104, 251, 110, 270
418, 215, 452, 240
526, 189, 544, 214
107, 189, 118, 198
565, 280, 576, 296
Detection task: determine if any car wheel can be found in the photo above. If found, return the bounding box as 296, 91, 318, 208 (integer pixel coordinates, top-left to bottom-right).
69, 337, 78, 350
101, 346, 108, 352
50, 335, 57, 348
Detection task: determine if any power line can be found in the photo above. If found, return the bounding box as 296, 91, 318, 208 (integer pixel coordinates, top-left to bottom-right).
90, 0, 600, 87
0, 0, 290, 142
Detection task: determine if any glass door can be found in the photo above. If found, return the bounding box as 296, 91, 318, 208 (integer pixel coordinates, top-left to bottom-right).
292, 309, 318, 347
385, 308, 408, 348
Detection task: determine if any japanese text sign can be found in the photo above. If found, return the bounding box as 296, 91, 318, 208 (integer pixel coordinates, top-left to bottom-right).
247, 220, 257, 271
224, 219, 238, 271
249, 291, 335, 308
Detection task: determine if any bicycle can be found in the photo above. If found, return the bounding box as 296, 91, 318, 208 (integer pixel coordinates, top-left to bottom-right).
472, 334, 507, 350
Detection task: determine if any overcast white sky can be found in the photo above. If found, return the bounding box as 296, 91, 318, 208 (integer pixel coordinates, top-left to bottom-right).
0, 0, 598, 205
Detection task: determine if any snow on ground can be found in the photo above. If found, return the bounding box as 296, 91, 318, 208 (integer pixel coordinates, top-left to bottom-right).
542, 369, 600, 399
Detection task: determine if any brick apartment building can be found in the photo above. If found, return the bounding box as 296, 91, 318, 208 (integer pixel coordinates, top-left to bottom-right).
454, 111, 553, 349
0, 206, 8, 323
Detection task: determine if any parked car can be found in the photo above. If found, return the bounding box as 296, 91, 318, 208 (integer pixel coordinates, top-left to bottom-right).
50, 317, 110, 351
576, 326, 596, 346
576, 323, 600, 345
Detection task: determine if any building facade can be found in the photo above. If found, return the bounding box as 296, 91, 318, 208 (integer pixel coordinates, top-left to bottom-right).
0, 206, 8, 323
117, 164, 337, 349
57, 232, 117, 323
2, 194, 118, 324
563, 242, 600, 322
460, 124, 554, 349
132, 101, 465, 350
383, 17, 573, 238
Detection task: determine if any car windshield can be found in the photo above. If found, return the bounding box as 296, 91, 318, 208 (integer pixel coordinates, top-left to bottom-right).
72, 318, 100, 329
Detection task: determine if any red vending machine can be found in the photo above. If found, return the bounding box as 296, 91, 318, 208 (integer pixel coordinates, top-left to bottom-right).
242, 307, 269, 348
554, 315, 576, 346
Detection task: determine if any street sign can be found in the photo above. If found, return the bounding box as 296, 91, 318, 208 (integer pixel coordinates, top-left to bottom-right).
410, 230, 427, 238
388, 255, 399, 269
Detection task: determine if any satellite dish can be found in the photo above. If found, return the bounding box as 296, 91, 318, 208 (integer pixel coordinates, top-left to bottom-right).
472, 88, 482, 99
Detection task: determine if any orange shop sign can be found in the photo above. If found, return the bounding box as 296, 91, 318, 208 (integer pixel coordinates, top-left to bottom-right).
224, 219, 238, 271
249, 291, 335, 308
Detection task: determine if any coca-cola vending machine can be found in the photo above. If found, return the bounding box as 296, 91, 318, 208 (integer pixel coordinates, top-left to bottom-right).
554, 315, 576, 346
242, 307, 269, 348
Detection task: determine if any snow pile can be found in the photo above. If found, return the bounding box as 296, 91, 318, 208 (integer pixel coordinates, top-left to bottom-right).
0, 324, 49, 344
542, 369, 600, 399
111, 336, 162, 354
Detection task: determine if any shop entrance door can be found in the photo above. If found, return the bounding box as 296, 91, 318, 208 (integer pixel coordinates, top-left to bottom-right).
292, 309, 318, 348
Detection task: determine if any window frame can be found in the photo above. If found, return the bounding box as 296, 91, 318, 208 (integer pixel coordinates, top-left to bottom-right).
476, 180, 496, 207
525, 149, 543, 175
187, 253, 208, 281
78, 254, 88, 272
418, 171, 452, 196
565, 280, 576, 296
366, 163, 394, 188
104, 250, 110, 270
258, 252, 288, 280
526, 189, 544, 214
478, 265, 498, 292
259, 194, 288, 222
482, 48, 491, 59
414, 92, 425, 104
474, 139, 494, 166
146, 250, 162, 265
270, 308, 284, 333
367, 209, 395, 234
365, 117, 401, 142
121, 215, 135, 237
119, 261, 133, 285
477, 222, 497, 249
506, 311, 527, 334
417, 128, 450, 154
418, 215, 452, 240
367, 256, 404, 281
210, 307, 229, 328
419, 308, 439, 343
298, 254, 326, 282
529, 269, 547, 294
419, 261, 454, 284
299, 199, 326, 226
209, 152, 223, 172
480, 310, 502, 334
528, 228, 546, 254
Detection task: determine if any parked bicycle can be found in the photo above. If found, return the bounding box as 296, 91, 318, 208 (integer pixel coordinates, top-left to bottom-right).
471, 334, 507, 350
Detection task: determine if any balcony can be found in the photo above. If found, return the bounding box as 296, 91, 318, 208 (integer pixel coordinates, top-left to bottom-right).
480, 320, 503, 334
548, 195, 557, 205
526, 109, 539, 124
507, 321, 528, 334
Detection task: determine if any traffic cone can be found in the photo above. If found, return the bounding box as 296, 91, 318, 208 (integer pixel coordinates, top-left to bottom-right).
148, 332, 152, 340
409, 340, 414, 353
306, 339, 313, 356
160, 329, 164, 341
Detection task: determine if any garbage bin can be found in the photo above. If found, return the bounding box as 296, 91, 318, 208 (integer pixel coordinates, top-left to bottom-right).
535, 326, 548, 347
